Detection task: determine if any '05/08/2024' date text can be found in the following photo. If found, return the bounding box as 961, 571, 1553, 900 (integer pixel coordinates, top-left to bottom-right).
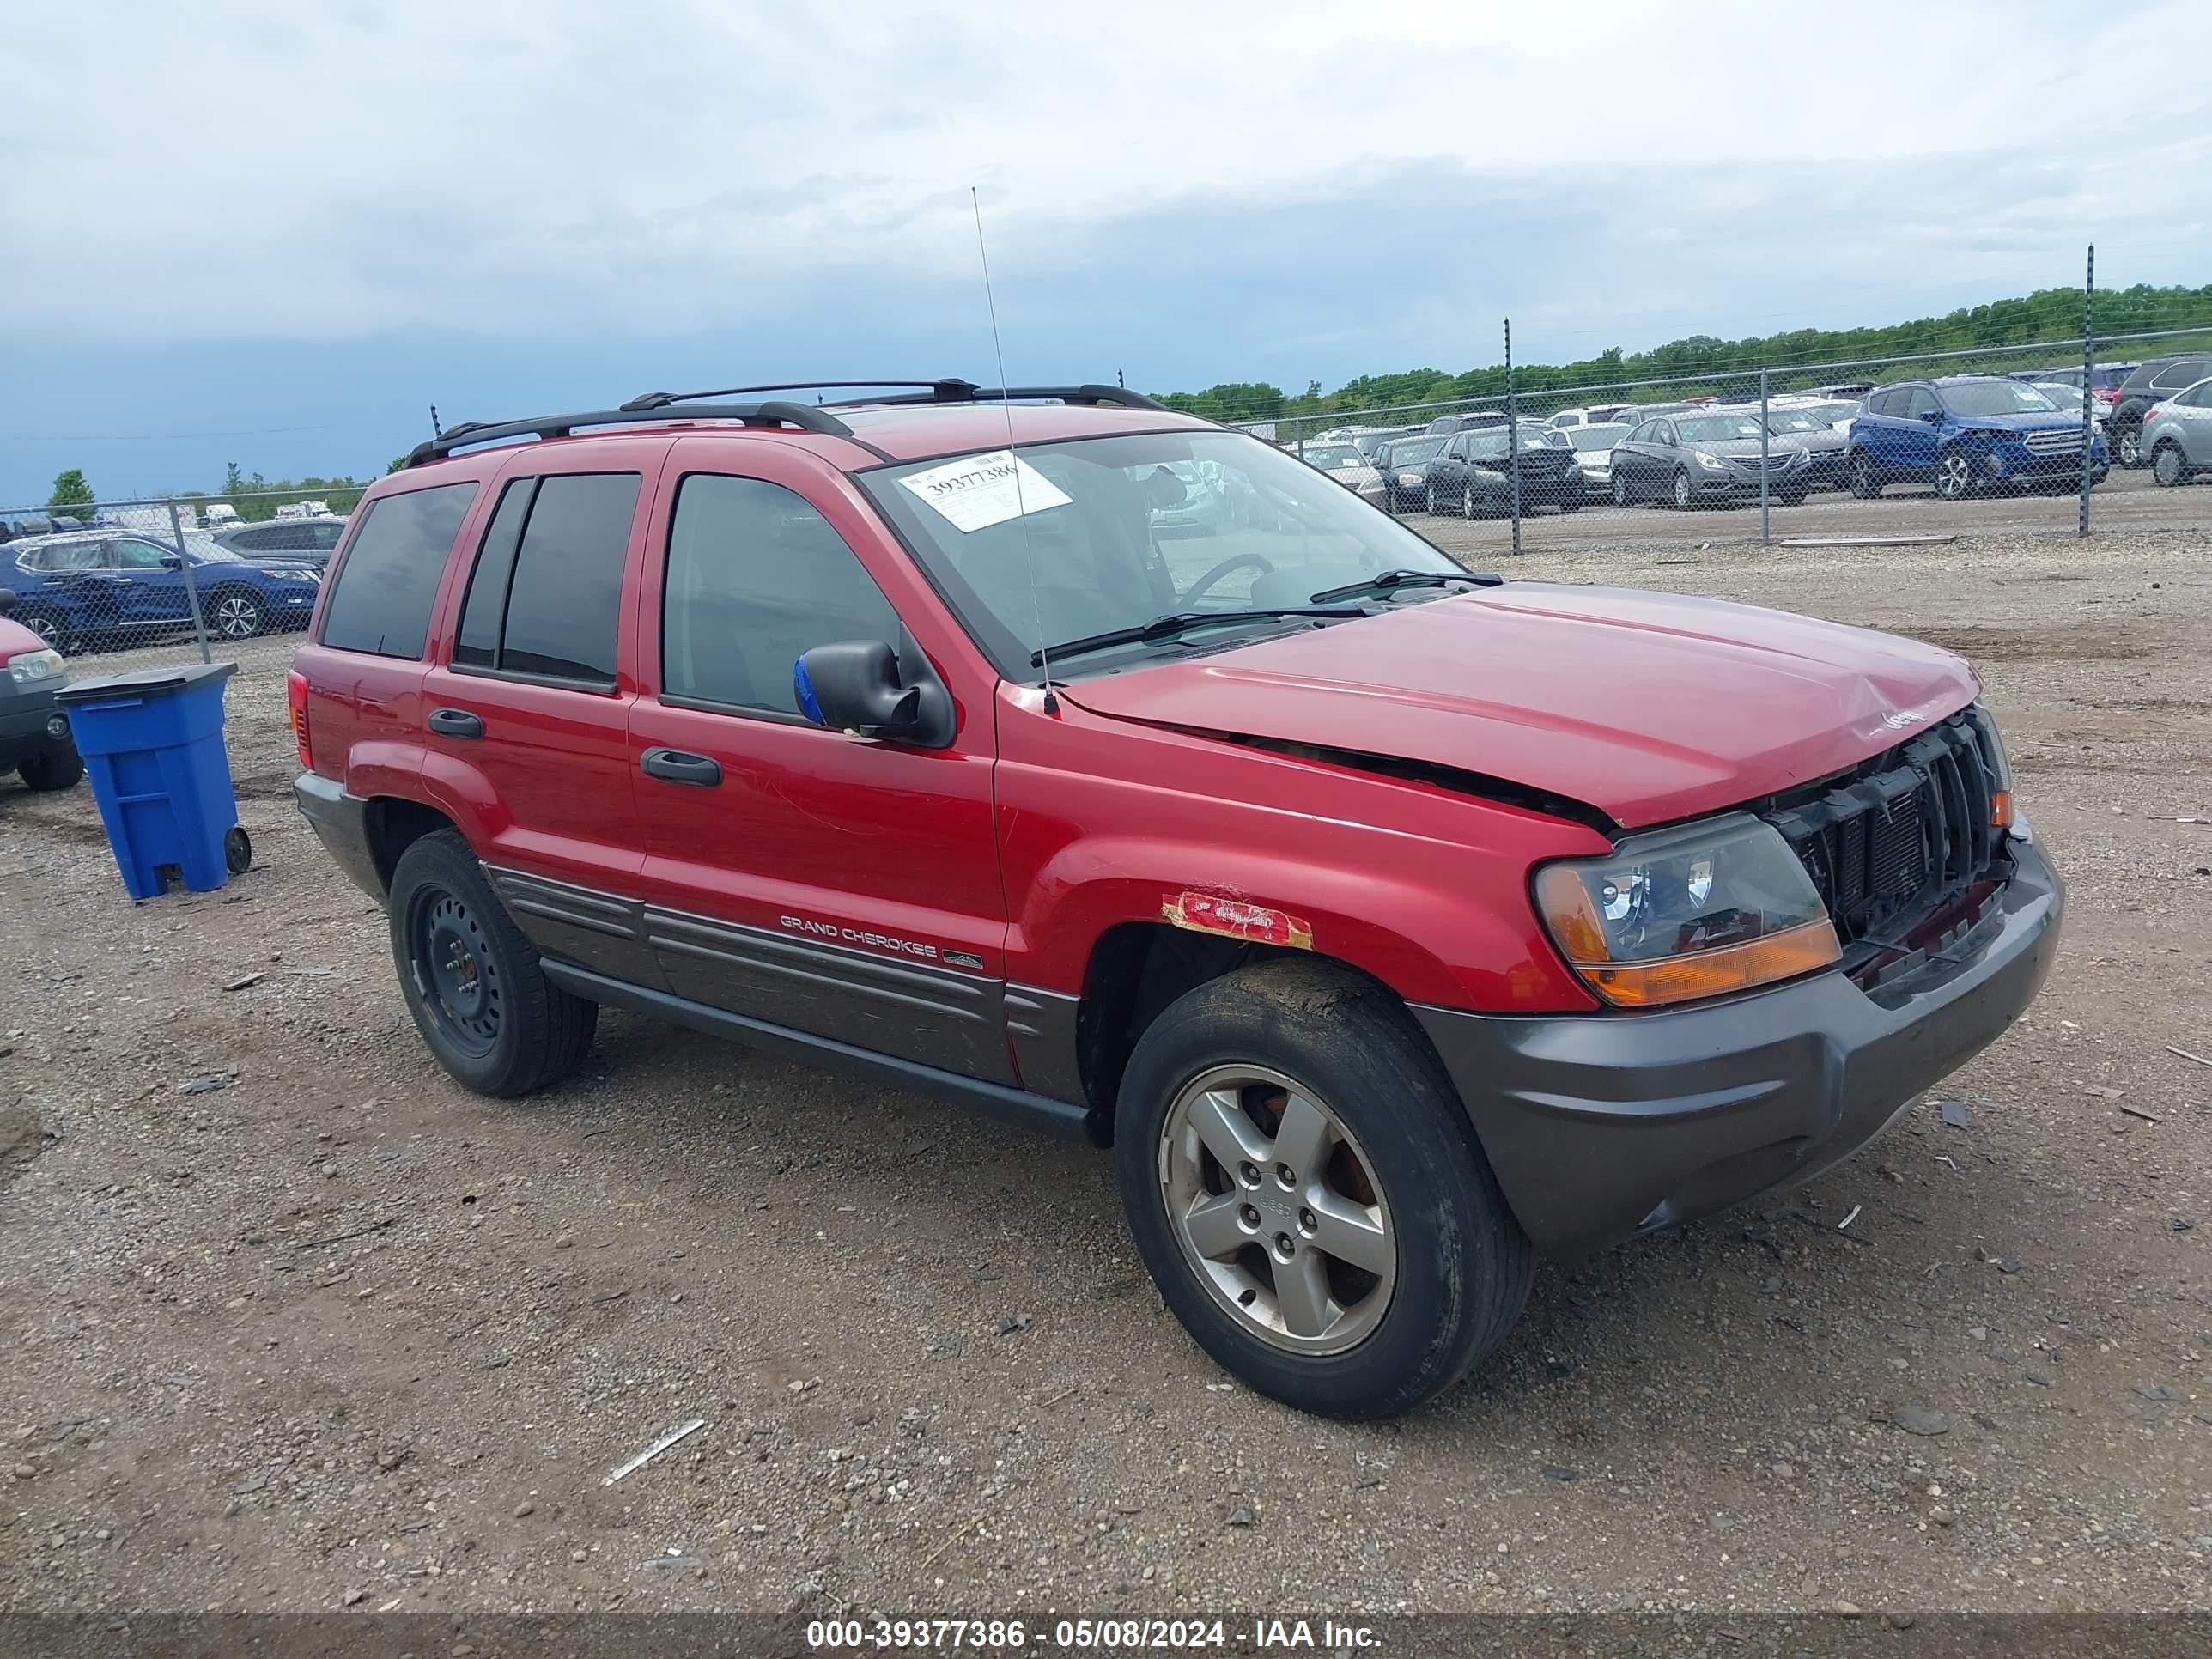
805, 1618, 1382, 1650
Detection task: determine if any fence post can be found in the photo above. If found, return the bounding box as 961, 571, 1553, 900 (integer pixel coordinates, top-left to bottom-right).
1759, 368, 1772, 548
167, 499, 213, 664
1504, 319, 1522, 556
2078, 244, 2095, 539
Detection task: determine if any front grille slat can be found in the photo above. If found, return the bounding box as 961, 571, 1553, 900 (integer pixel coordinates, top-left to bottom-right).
2023, 428, 2085, 456
1765, 710, 2008, 954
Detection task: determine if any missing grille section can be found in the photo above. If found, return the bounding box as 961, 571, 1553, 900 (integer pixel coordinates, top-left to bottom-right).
1762, 711, 2010, 969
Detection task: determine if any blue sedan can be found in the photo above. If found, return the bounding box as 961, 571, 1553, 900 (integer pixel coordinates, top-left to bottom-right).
3, 528, 321, 655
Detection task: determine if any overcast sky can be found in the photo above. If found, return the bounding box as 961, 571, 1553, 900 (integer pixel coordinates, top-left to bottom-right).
2, 0, 2205, 504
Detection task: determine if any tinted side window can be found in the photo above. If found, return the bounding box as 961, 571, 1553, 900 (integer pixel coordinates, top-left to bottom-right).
453, 478, 535, 669
493, 473, 640, 684
319, 482, 479, 659
662, 475, 898, 717
1907, 389, 1942, 418
2152, 360, 2210, 390
309, 522, 347, 550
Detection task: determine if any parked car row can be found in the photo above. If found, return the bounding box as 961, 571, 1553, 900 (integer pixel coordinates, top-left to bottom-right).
3, 527, 325, 656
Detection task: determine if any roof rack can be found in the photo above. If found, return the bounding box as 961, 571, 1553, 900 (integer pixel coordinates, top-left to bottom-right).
824, 382, 1176, 413
401, 400, 874, 468
616, 379, 1177, 415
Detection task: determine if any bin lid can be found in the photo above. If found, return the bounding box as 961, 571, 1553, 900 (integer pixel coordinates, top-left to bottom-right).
55, 659, 239, 705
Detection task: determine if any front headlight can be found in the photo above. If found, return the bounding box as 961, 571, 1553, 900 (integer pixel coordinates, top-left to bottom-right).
1397, 471, 1423, 486
1534, 814, 1840, 1007
6, 648, 64, 685
1695, 452, 1727, 470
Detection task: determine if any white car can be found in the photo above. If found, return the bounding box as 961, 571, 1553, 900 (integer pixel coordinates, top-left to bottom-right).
1546, 405, 1636, 430
1544, 422, 1630, 487
1293, 441, 1385, 498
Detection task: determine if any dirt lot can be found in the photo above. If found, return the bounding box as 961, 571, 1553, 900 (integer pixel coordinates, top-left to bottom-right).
3, 518, 2209, 1622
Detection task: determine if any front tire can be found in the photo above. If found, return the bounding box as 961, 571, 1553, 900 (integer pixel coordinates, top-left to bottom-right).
2152, 442, 2193, 487
207, 587, 269, 640
1849, 451, 1881, 498
1671, 469, 1693, 510
387, 830, 597, 1097
1934, 447, 1973, 501
1113, 960, 1532, 1419
17, 748, 83, 791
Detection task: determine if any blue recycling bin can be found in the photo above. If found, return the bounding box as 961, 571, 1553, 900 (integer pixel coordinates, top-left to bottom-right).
54, 661, 252, 901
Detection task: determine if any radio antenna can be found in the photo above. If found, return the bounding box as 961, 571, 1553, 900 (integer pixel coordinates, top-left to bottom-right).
971, 185, 1057, 714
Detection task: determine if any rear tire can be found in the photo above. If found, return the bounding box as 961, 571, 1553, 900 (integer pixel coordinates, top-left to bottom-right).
2152, 442, 2193, 487
2115, 424, 2144, 468
387, 830, 598, 1097
1113, 959, 1532, 1419
1611, 474, 1630, 507
17, 748, 83, 791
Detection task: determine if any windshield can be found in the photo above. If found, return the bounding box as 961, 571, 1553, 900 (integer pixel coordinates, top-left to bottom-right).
1804, 401, 1859, 425
2030, 383, 2085, 410
1352, 432, 1402, 459
862, 431, 1463, 677
1387, 438, 1449, 467
1565, 425, 1627, 451
180, 530, 243, 562
1465, 431, 1558, 459
1296, 444, 1364, 470
1765, 411, 1828, 434
1942, 381, 2057, 417
1675, 415, 1768, 443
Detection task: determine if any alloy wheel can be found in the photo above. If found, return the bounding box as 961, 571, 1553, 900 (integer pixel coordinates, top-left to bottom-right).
1936, 450, 1972, 500
1156, 1064, 1396, 1355
1672, 471, 1692, 509
212, 594, 264, 638
2118, 428, 2141, 467
1612, 474, 1629, 507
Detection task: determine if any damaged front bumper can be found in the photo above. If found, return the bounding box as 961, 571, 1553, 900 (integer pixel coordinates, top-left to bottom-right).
1413, 834, 2062, 1259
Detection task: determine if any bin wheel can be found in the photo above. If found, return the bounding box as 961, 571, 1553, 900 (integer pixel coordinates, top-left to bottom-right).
224, 826, 252, 875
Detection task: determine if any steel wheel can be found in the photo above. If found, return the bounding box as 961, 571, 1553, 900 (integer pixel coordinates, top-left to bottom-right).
1935, 449, 1972, 501
405, 885, 504, 1061
1157, 1064, 1396, 1356
210, 590, 266, 638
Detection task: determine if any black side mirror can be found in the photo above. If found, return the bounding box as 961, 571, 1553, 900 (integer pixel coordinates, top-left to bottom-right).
0, 588, 15, 612
793, 632, 955, 747
160, 554, 185, 569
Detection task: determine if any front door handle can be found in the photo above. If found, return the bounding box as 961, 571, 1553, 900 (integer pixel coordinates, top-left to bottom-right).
641, 747, 721, 787
427, 708, 483, 739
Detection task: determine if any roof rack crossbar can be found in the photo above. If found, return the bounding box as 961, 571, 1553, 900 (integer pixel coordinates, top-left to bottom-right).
619, 380, 982, 412
822, 383, 1174, 413
402, 401, 864, 467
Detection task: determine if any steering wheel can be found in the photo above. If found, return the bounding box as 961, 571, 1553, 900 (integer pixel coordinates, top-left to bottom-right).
1181, 553, 1277, 605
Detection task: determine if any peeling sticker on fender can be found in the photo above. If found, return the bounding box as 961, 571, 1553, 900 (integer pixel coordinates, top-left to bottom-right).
1162, 891, 1313, 951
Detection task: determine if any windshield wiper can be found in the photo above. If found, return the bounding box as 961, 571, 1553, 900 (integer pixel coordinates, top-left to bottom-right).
1307, 568, 1499, 605
1030, 606, 1366, 668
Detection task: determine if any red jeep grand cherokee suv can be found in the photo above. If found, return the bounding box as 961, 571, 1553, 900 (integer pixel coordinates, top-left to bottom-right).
290, 380, 2060, 1418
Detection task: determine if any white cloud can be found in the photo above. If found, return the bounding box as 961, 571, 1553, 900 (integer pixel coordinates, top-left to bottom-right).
0, 0, 2203, 339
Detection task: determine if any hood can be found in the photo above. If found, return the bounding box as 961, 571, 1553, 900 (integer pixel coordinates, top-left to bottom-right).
1697, 437, 1810, 459
1960, 411, 2089, 434
0, 613, 47, 658
1058, 584, 1978, 829
1778, 427, 1847, 453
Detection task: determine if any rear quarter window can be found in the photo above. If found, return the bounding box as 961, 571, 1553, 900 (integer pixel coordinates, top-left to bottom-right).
318, 482, 479, 659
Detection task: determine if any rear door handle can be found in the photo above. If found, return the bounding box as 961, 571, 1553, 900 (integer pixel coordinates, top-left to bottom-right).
641, 748, 721, 787
427, 708, 483, 739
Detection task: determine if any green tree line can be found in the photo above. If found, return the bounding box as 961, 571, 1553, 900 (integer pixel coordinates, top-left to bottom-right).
1155, 282, 2212, 423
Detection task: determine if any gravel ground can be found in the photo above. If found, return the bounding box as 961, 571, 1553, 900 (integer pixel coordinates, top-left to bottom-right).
2, 523, 2209, 1621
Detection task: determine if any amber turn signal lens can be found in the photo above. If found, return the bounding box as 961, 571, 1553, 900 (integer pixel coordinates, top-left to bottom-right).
1990, 788, 2013, 830
1565, 918, 1842, 1007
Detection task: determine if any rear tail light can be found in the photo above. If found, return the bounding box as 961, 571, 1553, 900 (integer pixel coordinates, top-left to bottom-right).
286, 668, 312, 769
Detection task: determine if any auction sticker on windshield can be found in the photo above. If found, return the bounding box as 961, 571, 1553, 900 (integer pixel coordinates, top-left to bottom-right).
898, 449, 1073, 533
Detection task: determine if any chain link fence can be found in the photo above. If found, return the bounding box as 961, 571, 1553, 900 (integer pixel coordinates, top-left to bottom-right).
1237, 324, 2212, 555
0, 488, 352, 674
